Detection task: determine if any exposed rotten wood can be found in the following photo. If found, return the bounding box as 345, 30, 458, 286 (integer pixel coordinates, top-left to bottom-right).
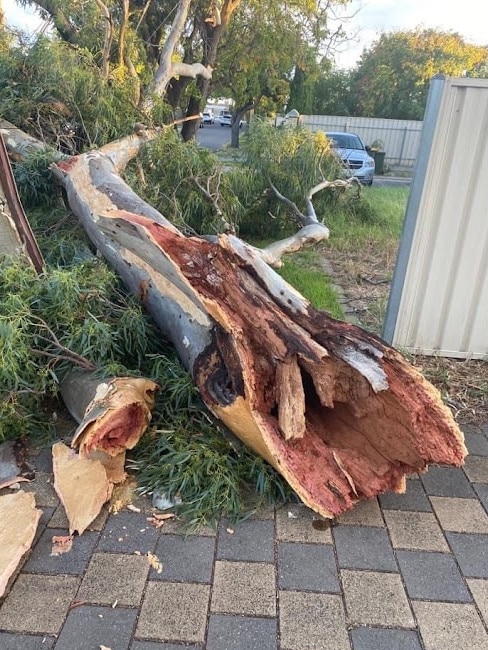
49, 147, 467, 519
61, 371, 159, 458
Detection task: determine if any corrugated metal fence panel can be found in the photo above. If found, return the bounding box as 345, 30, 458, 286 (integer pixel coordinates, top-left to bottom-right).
390, 77, 488, 359
300, 115, 423, 167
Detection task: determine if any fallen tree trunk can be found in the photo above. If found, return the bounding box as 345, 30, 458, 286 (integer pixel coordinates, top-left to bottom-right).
50, 141, 467, 517
4, 123, 467, 518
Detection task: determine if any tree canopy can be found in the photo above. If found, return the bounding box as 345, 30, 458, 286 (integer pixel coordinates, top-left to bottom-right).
350, 28, 488, 120
9, 0, 351, 144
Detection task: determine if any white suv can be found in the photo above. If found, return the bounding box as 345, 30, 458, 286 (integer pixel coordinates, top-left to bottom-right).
219, 112, 232, 126
325, 131, 375, 186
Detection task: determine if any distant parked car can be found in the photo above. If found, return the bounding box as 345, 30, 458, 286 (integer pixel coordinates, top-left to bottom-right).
218, 112, 232, 127
218, 113, 246, 128
202, 109, 214, 124
325, 131, 375, 185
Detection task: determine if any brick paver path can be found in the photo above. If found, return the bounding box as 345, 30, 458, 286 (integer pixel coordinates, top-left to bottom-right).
1, 424, 488, 649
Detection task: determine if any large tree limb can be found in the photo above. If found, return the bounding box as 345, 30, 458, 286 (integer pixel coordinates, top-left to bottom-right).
0, 492, 41, 597
40, 138, 467, 519
2, 121, 467, 518
141, 0, 194, 112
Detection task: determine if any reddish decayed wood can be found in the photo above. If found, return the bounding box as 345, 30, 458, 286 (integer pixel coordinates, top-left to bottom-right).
276, 357, 306, 440
54, 160, 467, 520
96, 210, 466, 518
71, 377, 158, 457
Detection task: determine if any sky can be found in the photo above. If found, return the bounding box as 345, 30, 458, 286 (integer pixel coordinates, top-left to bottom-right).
3, 1, 45, 33
333, 0, 488, 68
3, 0, 488, 69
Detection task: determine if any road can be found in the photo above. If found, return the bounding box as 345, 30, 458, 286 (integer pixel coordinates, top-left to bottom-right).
196, 122, 232, 150
374, 176, 411, 187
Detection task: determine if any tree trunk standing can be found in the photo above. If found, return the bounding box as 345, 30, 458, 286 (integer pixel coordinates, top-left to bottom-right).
22, 129, 464, 520
180, 0, 243, 141
230, 103, 255, 148
181, 19, 224, 142
230, 118, 241, 148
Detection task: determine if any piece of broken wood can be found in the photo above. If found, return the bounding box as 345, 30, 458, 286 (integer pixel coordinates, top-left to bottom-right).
0, 440, 34, 489
0, 476, 30, 490
146, 551, 163, 573
61, 373, 158, 458
146, 512, 175, 529
52, 442, 112, 535
83, 449, 128, 484
0, 491, 42, 597
51, 534, 74, 556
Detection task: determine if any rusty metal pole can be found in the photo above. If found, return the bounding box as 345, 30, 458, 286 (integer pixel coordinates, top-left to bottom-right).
0, 131, 44, 273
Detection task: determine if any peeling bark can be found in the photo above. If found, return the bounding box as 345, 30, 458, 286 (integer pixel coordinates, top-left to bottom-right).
60, 371, 158, 485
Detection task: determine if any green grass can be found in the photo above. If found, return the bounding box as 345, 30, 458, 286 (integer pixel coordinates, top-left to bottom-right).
249, 241, 345, 318
326, 186, 408, 251
277, 255, 344, 319
248, 186, 409, 319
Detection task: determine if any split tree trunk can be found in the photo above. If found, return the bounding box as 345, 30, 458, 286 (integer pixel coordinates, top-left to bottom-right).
49, 134, 467, 519
3, 122, 467, 519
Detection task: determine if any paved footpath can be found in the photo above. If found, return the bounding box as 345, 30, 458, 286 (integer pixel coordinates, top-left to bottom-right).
1, 424, 488, 649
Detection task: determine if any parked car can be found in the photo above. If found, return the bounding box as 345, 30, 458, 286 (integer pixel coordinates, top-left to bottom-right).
202, 109, 214, 124
218, 112, 232, 127
325, 131, 375, 185
218, 113, 246, 128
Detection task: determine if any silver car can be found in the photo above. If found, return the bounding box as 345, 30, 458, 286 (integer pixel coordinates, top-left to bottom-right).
325, 131, 375, 186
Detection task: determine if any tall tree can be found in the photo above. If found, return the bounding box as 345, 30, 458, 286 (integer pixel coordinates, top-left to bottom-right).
20, 0, 215, 119
351, 28, 488, 120
310, 66, 354, 115
213, 0, 350, 146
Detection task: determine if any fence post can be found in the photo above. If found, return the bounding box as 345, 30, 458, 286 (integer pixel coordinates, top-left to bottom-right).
399, 127, 408, 166
382, 75, 447, 343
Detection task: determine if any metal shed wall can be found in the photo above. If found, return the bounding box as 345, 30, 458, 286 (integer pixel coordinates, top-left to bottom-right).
383, 76, 488, 360
300, 114, 423, 168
